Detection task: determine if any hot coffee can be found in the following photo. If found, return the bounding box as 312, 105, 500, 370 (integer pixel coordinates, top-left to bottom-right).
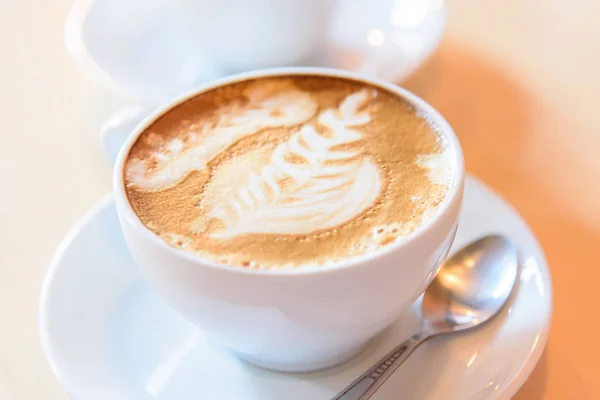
123, 75, 455, 269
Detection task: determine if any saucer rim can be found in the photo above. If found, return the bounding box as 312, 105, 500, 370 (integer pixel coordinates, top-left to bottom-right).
39, 174, 552, 400
39, 192, 116, 398
472, 174, 553, 398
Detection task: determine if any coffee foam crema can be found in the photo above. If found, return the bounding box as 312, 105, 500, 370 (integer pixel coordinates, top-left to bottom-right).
124, 76, 455, 269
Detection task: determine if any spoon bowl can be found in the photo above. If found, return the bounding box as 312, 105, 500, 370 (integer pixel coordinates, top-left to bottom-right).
422, 235, 519, 333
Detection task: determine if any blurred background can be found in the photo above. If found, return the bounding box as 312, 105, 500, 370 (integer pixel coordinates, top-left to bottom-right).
1, 0, 599, 399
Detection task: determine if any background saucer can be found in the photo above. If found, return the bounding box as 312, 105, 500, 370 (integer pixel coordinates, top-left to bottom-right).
40, 175, 552, 400
65, 0, 446, 105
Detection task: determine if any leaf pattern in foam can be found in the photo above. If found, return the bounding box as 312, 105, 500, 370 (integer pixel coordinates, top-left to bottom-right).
126, 81, 318, 191
198, 89, 383, 238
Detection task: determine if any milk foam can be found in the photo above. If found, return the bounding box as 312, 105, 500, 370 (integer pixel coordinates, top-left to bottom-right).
415, 151, 455, 188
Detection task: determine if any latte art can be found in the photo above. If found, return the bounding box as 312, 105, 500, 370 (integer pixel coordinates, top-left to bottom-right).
196, 89, 381, 237
124, 75, 455, 269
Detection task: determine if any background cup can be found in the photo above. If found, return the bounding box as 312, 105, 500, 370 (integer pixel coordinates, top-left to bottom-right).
113, 67, 465, 372
66, 0, 447, 107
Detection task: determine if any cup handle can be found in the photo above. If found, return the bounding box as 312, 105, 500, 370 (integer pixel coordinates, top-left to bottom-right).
100, 106, 152, 167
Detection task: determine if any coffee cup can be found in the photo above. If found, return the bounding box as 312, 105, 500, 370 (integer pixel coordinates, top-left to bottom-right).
111, 67, 464, 372
66, 0, 334, 104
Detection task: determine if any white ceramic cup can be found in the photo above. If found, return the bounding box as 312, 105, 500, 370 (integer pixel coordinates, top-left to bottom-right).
112, 67, 465, 372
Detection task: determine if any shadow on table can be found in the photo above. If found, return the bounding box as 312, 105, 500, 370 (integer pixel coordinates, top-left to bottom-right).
402, 40, 600, 399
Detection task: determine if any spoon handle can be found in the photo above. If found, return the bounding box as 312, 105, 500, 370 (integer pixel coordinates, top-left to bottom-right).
331, 332, 427, 400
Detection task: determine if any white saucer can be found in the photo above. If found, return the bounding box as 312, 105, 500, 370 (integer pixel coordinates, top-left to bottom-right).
39, 176, 552, 400
65, 0, 446, 105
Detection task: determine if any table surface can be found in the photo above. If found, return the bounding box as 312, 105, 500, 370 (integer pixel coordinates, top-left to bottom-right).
2, 0, 599, 399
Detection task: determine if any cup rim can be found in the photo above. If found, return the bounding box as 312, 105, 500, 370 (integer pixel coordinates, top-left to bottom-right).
113, 66, 465, 276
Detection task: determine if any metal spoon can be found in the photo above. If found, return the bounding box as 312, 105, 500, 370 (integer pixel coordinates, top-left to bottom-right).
332, 235, 519, 400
